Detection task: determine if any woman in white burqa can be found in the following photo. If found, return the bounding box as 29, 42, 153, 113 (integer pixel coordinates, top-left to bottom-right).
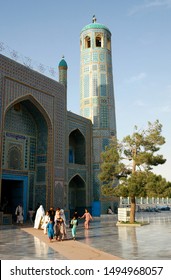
34, 205, 45, 229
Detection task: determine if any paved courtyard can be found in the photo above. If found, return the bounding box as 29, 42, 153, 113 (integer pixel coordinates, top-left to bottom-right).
0, 211, 171, 260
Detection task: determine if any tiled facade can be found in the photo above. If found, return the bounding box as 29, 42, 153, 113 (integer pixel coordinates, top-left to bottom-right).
0, 54, 93, 219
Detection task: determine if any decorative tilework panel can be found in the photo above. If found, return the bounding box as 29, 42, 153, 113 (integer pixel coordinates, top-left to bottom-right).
100, 64, 106, 71
84, 54, 91, 64
92, 64, 97, 71
92, 73, 98, 96
93, 107, 99, 127
100, 74, 106, 96
100, 106, 108, 128
84, 66, 89, 72
4, 105, 36, 136
36, 166, 46, 182
8, 144, 23, 170
102, 138, 109, 150
92, 53, 98, 62
93, 130, 110, 137
84, 75, 89, 98
35, 185, 46, 209
54, 168, 64, 178
99, 53, 105, 62
54, 181, 64, 209
84, 100, 90, 105
93, 169, 100, 201
36, 155, 47, 164
84, 107, 90, 118
29, 138, 36, 169
28, 172, 35, 208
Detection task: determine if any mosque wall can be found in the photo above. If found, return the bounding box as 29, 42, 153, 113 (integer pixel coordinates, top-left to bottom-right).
0, 54, 66, 213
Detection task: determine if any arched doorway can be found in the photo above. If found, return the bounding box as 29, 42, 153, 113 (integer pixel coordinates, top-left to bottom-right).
69, 129, 85, 164
1, 175, 28, 221
1, 97, 52, 219
69, 175, 86, 215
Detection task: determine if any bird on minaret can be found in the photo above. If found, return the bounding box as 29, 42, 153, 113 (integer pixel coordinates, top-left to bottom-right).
92, 15, 97, 23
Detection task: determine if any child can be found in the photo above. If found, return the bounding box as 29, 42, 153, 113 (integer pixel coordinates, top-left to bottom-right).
70, 216, 78, 240
28, 208, 35, 224
54, 218, 62, 241
80, 208, 93, 229
47, 219, 54, 242
42, 211, 50, 234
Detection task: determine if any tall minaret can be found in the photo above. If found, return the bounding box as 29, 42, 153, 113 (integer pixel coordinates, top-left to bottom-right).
58, 56, 68, 88
58, 56, 68, 110
80, 17, 116, 205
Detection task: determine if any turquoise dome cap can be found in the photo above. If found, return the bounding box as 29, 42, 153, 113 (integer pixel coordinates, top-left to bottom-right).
81, 16, 111, 34
58, 57, 68, 68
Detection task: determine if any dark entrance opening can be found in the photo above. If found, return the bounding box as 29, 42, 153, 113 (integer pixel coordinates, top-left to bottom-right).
1, 179, 24, 221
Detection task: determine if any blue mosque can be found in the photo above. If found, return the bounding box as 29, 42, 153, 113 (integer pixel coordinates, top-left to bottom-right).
0, 17, 117, 222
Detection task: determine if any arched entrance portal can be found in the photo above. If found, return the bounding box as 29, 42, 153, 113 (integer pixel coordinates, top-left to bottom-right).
69, 175, 86, 215
1, 97, 52, 219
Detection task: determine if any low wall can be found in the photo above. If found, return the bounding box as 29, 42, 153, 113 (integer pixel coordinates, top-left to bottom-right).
100, 214, 116, 220
0, 212, 12, 225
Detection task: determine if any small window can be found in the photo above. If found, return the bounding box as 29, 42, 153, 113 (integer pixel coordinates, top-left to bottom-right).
96, 36, 101, 47
85, 36, 91, 48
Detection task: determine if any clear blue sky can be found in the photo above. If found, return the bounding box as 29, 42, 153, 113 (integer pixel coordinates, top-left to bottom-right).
1, 0, 171, 181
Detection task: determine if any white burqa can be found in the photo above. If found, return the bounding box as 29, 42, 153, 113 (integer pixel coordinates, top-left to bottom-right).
34, 205, 45, 229
60, 209, 66, 225
60, 209, 67, 239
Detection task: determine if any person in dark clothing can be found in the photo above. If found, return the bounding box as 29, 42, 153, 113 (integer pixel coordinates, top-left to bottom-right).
48, 207, 55, 224
73, 209, 79, 225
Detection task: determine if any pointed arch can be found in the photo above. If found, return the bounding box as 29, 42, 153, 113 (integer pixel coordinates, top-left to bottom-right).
8, 145, 22, 170
84, 35, 91, 48
4, 94, 52, 128
69, 128, 86, 164
95, 33, 104, 48
3, 94, 54, 210
68, 174, 86, 209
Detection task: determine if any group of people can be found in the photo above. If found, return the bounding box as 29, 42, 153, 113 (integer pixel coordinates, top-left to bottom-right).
34, 205, 93, 242
14, 203, 93, 242
15, 204, 36, 225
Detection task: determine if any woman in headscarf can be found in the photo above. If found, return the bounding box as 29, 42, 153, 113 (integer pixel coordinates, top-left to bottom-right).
34, 205, 45, 229
42, 211, 50, 234
60, 209, 67, 240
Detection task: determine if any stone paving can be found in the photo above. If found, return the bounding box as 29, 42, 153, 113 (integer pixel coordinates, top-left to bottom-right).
0, 211, 171, 260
